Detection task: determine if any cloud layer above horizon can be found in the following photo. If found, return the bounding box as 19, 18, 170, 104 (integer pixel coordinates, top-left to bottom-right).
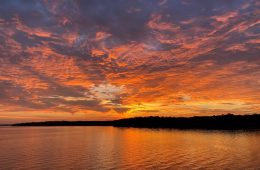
0, 0, 259, 123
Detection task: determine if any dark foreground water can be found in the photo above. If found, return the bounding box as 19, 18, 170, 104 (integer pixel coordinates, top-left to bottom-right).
0, 127, 259, 170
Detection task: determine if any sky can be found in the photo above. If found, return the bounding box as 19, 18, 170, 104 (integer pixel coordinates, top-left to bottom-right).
0, 0, 259, 123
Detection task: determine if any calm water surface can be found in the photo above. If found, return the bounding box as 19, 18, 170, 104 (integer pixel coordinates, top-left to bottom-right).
0, 126, 259, 170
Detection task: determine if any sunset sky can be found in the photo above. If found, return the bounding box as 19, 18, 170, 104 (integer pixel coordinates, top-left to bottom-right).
0, 0, 259, 123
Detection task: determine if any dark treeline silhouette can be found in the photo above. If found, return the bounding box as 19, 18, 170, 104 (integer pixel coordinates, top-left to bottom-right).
13, 121, 112, 126
13, 114, 260, 130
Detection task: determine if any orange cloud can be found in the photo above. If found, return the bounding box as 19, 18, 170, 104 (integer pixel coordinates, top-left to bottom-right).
0, 0, 259, 123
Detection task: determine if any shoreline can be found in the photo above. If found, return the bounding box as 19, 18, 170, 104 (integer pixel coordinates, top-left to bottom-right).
12, 114, 260, 130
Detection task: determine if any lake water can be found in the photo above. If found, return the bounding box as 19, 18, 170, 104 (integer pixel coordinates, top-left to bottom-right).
0, 127, 259, 170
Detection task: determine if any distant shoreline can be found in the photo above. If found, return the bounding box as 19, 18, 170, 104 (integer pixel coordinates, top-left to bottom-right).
12, 114, 260, 130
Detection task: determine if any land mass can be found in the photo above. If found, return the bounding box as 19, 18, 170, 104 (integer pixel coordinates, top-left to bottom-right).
13, 114, 260, 130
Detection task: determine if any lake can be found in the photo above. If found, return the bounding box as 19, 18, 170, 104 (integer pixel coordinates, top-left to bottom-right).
0, 127, 259, 169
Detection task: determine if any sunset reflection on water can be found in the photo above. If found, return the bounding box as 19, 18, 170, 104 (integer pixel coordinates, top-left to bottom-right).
0, 127, 259, 169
